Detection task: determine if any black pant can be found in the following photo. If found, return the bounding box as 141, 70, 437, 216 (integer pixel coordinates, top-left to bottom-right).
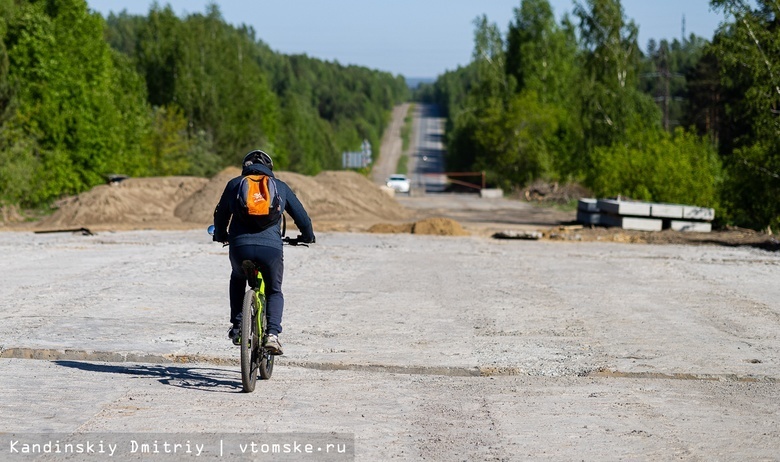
228, 245, 284, 335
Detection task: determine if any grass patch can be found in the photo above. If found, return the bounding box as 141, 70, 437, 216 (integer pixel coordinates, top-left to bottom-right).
400, 103, 415, 153
396, 155, 409, 175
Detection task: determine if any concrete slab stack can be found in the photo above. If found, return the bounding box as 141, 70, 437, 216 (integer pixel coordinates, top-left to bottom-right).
577, 198, 714, 232
576, 198, 601, 225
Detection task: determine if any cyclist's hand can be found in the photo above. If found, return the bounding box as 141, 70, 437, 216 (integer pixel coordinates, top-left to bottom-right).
284, 235, 311, 246
300, 234, 316, 244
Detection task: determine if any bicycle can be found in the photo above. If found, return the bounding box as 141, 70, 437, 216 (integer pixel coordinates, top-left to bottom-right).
209, 226, 308, 392
238, 257, 272, 391
239, 236, 309, 391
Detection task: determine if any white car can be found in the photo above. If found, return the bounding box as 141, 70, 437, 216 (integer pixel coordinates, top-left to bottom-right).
386, 174, 411, 194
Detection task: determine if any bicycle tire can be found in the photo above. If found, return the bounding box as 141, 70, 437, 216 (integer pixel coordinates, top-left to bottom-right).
240, 289, 259, 392
257, 294, 274, 379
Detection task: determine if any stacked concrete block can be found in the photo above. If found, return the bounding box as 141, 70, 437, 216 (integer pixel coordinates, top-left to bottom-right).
593, 199, 662, 231
600, 214, 663, 231
683, 206, 715, 221
597, 199, 652, 217
576, 198, 601, 225
577, 198, 714, 232
650, 203, 684, 219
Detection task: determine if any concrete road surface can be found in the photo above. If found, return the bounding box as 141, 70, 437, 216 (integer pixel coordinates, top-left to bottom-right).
1, 230, 779, 460
411, 104, 448, 193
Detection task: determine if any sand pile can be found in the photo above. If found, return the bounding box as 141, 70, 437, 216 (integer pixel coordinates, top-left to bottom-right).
1, 205, 25, 225
413, 217, 469, 236
172, 168, 411, 226
35, 169, 412, 231
368, 217, 469, 236
282, 170, 410, 222
174, 167, 241, 223
38, 177, 208, 229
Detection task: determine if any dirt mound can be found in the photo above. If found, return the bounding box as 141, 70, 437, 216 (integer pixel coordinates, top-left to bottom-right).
38, 177, 208, 229
367, 223, 414, 234
295, 170, 410, 222
368, 217, 469, 236
173, 168, 411, 226
1, 204, 25, 225
174, 167, 241, 224
35, 169, 410, 231
413, 217, 469, 236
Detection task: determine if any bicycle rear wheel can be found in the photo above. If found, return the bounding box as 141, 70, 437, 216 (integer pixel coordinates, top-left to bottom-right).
240, 289, 259, 392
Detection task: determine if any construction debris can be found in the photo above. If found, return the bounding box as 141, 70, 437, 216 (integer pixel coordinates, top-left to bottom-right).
492, 230, 543, 240
34, 227, 94, 236
577, 198, 714, 232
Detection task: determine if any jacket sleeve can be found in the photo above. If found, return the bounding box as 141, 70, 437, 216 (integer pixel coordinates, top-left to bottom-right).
213, 180, 234, 242
280, 182, 315, 242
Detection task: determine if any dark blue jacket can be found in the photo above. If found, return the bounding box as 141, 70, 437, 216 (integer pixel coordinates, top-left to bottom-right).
213, 164, 314, 250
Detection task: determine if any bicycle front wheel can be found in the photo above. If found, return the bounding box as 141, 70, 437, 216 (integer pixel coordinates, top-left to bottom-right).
259, 351, 274, 379
258, 292, 274, 379
240, 289, 259, 392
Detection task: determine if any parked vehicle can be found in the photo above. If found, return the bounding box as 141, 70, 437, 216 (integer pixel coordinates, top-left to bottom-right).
386, 174, 411, 194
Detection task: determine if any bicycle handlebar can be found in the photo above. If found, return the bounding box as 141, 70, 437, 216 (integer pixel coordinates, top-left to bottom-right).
209, 226, 312, 247
283, 236, 311, 247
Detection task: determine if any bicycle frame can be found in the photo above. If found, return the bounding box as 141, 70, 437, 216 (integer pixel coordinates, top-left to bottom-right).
249, 267, 266, 338
242, 261, 267, 342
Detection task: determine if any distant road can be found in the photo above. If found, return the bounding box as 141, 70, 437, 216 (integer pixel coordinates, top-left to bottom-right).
372, 103, 410, 185
410, 104, 447, 193
374, 103, 448, 193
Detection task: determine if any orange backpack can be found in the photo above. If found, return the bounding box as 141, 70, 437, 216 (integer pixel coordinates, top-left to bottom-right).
236, 174, 283, 231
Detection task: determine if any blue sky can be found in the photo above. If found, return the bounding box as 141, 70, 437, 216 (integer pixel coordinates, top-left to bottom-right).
86, 0, 726, 78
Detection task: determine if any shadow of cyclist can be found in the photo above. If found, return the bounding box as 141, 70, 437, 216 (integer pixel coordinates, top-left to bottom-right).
54, 360, 242, 393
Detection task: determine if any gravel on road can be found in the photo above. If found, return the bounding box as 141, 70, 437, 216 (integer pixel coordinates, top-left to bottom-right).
1, 230, 778, 460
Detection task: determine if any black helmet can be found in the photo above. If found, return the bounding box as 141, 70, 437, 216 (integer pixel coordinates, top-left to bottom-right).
242, 150, 273, 170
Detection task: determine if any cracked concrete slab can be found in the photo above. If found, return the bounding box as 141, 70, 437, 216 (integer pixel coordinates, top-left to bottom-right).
1, 230, 778, 460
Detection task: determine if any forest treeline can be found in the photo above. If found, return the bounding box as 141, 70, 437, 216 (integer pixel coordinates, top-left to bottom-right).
0, 0, 409, 207
417, 0, 779, 230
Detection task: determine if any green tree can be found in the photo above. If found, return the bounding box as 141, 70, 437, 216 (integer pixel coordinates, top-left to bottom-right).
507, 0, 578, 105
446, 16, 508, 180
682, 46, 723, 144
0, 0, 409, 210
641, 36, 708, 132
474, 91, 559, 187
112, 4, 407, 173
0, 0, 150, 206
574, 0, 658, 151
505, 0, 582, 180
0, 0, 12, 120
709, 0, 780, 229
425, 0, 727, 211
143, 105, 192, 175
589, 126, 721, 207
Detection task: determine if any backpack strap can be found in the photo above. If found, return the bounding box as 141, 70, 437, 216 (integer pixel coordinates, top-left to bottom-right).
282, 214, 287, 238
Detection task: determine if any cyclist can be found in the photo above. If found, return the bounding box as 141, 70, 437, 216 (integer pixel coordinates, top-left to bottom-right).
212, 150, 315, 355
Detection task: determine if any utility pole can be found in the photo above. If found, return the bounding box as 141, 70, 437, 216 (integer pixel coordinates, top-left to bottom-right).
659, 42, 671, 132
